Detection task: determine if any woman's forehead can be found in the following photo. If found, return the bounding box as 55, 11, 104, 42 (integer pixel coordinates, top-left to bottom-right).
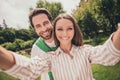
56, 18, 73, 25
55, 19, 73, 28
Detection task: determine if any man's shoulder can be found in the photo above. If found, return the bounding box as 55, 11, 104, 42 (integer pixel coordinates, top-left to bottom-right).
35, 37, 43, 42
33, 37, 44, 45
31, 37, 43, 50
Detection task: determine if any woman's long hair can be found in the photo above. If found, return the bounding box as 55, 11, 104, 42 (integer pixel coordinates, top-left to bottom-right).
53, 13, 83, 48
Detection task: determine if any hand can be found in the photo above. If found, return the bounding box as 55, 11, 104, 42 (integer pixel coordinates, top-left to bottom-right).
112, 23, 120, 50
48, 51, 56, 55
0, 46, 15, 70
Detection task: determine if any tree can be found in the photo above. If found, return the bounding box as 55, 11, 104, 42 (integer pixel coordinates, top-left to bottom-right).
73, 0, 99, 38
2, 19, 8, 29
73, 0, 120, 36
1, 28, 16, 42
98, 0, 120, 33
82, 11, 98, 38
15, 29, 34, 41
36, 0, 65, 20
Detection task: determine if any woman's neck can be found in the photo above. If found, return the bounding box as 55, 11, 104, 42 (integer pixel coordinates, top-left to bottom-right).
60, 43, 73, 59
60, 43, 72, 54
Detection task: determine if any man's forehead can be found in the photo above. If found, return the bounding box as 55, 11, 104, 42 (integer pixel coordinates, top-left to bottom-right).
35, 13, 48, 19
32, 14, 49, 22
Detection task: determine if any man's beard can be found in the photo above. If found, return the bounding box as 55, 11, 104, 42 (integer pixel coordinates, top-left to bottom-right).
40, 28, 53, 40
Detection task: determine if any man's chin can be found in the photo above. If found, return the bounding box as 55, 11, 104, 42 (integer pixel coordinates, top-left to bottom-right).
41, 36, 51, 40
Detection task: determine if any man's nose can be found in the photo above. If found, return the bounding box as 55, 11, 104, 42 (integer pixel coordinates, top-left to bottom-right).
41, 26, 47, 31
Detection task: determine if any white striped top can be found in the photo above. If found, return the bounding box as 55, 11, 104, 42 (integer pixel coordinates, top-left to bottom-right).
30, 40, 56, 80
5, 36, 120, 80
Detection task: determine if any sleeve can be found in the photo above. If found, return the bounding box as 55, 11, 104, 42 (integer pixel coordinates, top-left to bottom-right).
30, 44, 45, 57
4, 52, 51, 80
85, 34, 120, 66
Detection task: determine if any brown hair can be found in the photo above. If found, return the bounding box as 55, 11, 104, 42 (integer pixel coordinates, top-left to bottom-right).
29, 8, 52, 28
53, 13, 83, 47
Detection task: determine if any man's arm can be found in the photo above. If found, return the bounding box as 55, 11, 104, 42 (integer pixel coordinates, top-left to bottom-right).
0, 46, 15, 70
112, 25, 120, 50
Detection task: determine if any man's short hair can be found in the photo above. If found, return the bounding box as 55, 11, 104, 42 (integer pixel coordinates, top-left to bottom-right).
29, 8, 52, 28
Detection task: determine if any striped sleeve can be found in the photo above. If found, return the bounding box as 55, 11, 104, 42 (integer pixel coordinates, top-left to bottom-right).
4, 52, 51, 80
85, 35, 120, 66
31, 44, 45, 57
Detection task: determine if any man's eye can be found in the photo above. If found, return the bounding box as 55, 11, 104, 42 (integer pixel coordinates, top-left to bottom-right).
35, 24, 41, 29
43, 21, 49, 26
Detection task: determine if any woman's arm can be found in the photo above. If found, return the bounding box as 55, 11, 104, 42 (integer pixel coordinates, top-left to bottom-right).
0, 45, 51, 79
85, 25, 120, 66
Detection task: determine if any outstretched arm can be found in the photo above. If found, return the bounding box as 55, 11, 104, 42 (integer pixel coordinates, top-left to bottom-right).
0, 46, 15, 70
112, 24, 120, 50
0, 45, 51, 79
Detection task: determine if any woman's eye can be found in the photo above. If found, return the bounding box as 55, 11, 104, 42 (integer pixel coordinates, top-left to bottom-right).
68, 28, 73, 30
57, 28, 63, 31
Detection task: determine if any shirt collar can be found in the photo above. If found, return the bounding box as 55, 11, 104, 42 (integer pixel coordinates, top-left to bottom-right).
55, 44, 79, 56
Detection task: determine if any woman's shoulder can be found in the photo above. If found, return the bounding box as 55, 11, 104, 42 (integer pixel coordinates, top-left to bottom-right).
74, 44, 92, 49
75, 44, 93, 53
82, 44, 92, 48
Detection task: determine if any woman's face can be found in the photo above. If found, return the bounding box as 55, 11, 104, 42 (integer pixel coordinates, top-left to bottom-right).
55, 18, 74, 46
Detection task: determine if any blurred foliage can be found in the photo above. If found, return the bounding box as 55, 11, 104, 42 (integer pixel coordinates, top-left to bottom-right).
73, 0, 120, 38
36, 0, 65, 21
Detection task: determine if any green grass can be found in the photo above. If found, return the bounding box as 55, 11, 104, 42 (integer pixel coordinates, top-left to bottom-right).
0, 72, 40, 80
0, 72, 19, 80
92, 62, 120, 80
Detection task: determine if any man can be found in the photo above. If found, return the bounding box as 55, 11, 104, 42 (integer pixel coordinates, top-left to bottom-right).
0, 8, 56, 80
29, 8, 56, 80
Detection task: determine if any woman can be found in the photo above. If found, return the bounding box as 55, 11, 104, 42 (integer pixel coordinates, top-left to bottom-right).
1, 13, 120, 80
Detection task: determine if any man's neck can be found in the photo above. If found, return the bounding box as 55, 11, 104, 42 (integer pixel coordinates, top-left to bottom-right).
45, 36, 54, 43
44, 36, 55, 48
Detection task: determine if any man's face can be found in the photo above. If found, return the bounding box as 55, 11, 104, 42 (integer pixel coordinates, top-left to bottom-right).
32, 14, 53, 40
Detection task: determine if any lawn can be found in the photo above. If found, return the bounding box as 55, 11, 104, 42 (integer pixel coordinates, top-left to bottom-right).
92, 62, 120, 80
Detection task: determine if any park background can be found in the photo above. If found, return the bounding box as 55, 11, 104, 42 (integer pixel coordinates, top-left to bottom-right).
0, 0, 120, 80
